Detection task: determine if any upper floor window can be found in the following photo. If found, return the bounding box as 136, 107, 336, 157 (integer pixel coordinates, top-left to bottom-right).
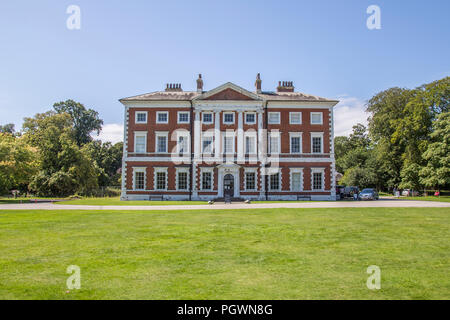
310, 112, 323, 125
178, 112, 190, 124
177, 134, 189, 154
268, 112, 280, 124
202, 135, 214, 154
223, 112, 235, 124
134, 132, 147, 153
245, 135, 256, 155
290, 133, 302, 154
202, 112, 213, 124
245, 113, 256, 124
311, 133, 323, 153
289, 112, 302, 124
223, 136, 234, 154
135, 111, 147, 124
269, 132, 280, 154
156, 111, 169, 124
155, 132, 168, 153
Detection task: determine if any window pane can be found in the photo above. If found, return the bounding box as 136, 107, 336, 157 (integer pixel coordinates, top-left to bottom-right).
203, 137, 213, 154
312, 137, 322, 153
291, 137, 301, 153
156, 172, 166, 190
290, 112, 301, 124
292, 172, 301, 191
270, 136, 279, 153
245, 136, 255, 154
178, 136, 187, 153
178, 172, 188, 190
246, 172, 256, 190
135, 171, 145, 190
311, 113, 322, 124
203, 113, 212, 123
313, 172, 322, 190
135, 136, 146, 153
157, 136, 167, 153
158, 113, 168, 122
179, 113, 189, 123
269, 113, 279, 123
246, 113, 255, 123
224, 113, 234, 123
270, 173, 280, 190
202, 172, 212, 190
137, 113, 146, 123
224, 137, 233, 153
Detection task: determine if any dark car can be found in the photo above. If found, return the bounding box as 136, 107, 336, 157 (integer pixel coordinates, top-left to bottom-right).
359, 188, 379, 200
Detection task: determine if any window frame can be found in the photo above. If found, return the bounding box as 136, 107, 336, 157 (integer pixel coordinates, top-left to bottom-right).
133, 167, 146, 190
289, 112, 302, 125
289, 132, 302, 154
269, 131, 281, 154
268, 112, 280, 124
200, 168, 214, 191
154, 167, 168, 191
244, 132, 257, 155
223, 132, 235, 154
311, 132, 324, 154
135, 111, 148, 124
244, 168, 257, 191
202, 134, 214, 155
245, 112, 256, 125
311, 168, 325, 191
223, 112, 235, 125
175, 167, 190, 191
310, 112, 323, 125
202, 112, 213, 124
156, 111, 169, 124
134, 131, 147, 154
269, 172, 281, 191
290, 168, 304, 191
155, 131, 169, 153
177, 111, 190, 124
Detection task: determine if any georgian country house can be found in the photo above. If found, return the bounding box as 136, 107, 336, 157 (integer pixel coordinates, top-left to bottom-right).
119, 74, 339, 201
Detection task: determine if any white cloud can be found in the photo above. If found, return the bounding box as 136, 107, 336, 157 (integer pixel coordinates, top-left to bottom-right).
93, 123, 124, 144
333, 95, 369, 136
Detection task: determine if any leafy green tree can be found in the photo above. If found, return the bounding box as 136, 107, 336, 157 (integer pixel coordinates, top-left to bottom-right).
0, 123, 15, 134
53, 99, 103, 146
341, 166, 377, 189
0, 133, 39, 194
420, 112, 450, 190
84, 140, 123, 186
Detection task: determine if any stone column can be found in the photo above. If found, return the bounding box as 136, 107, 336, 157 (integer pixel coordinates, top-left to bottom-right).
214, 111, 221, 161
237, 111, 244, 162
258, 110, 266, 198
193, 110, 201, 197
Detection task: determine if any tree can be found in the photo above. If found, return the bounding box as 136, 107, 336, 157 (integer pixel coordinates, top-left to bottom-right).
84, 140, 123, 186
420, 112, 450, 190
0, 133, 39, 194
23, 112, 99, 197
53, 99, 103, 146
0, 123, 15, 134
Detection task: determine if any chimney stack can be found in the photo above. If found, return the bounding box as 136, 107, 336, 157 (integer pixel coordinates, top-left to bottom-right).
277, 81, 294, 92
165, 83, 183, 92
255, 73, 262, 94
196, 74, 203, 93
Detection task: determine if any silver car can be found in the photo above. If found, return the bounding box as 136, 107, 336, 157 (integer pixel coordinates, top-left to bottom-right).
359, 188, 379, 200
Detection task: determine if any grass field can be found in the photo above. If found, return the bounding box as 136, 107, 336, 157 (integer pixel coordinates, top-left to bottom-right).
0, 207, 449, 300
56, 197, 208, 206
400, 196, 450, 202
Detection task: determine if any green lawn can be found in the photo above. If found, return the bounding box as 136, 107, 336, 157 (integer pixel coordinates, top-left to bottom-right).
56, 197, 208, 206
0, 208, 449, 300
401, 196, 450, 203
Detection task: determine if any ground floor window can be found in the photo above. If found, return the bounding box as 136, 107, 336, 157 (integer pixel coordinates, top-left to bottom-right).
156, 172, 166, 190
313, 172, 323, 190
134, 171, 145, 190
269, 173, 280, 190
202, 172, 212, 190
245, 172, 256, 190
291, 172, 302, 191
177, 172, 188, 190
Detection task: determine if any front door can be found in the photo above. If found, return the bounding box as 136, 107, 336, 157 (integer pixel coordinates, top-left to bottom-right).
223, 174, 234, 197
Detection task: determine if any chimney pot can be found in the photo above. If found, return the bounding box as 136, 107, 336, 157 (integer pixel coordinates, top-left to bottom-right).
196, 73, 204, 93
255, 73, 262, 94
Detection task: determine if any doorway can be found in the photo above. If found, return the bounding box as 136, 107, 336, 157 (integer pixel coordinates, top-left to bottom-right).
223, 174, 234, 197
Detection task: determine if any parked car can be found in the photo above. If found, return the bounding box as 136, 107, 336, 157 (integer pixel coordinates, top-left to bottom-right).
359, 188, 379, 200
401, 189, 419, 197
343, 186, 359, 199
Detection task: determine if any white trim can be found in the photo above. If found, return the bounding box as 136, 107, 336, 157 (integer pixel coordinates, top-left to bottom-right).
269, 131, 281, 154
223, 112, 235, 125
154, 167, 168, 191
193, 82, 263, 101
311, 167, 325, 191
311, 132, 324, 154
135, 111, 148, 124
245, 112, 257, 124
289, 168, 304, 191
155, 131, 169, 153
289, 112, 302, 125
289, 132, 303, 154
156, 111, 169, 124
134, 131, 147, 154
132, 167, 146, 190
202, 112, 213, 124
244, 167, 258, 191
175, 167, 190, 191
125, 156, 332, 163
268, 112, 280, 124
177, 111, 190, 124
200, 167, 214, 191
310, 112, 323, 125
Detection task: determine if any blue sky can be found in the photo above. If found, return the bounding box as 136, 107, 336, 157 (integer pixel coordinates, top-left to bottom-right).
1, 0, 449, 141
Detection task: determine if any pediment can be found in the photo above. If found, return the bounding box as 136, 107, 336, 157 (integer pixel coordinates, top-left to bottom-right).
194, 82, 262, 101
